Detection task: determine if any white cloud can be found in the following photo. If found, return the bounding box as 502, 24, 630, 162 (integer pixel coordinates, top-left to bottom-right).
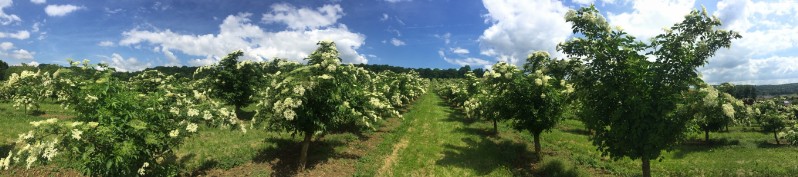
572, 0, 595, 6
380, 13, 389, 21
98, 41, 114, 47
30, 0, 45, 4
7, 49, 36, 60
439, 49, 490, 67
0, 0, 21, 25
45, 4, 84, 17
0, 41, 12, 50
262, 3, 343, 30
479, 0, 572, 65
699, 0, 798, 85
121, 12, 368, 66
390, 38, 405, 46
103, 53, 151, 72
451, 47, 469, 54
0, 30, 29, 39
27, 61, 39, 66
32, 22, 41, 32
384, 0, 412, 3
606, 0, 695, 41
162, 48, 180, 66
599, 0, 631, 5
104, 7, 123, 15
435, 32, 451, 44
152, 1, 171, 11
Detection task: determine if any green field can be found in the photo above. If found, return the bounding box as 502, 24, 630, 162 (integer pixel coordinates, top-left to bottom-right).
2, 93, 798, 176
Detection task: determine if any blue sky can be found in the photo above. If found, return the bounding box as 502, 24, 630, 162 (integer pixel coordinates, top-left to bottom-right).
0, 0, 797, 85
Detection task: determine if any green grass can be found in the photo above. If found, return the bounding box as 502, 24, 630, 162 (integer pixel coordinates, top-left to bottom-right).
356, 92, 587, 176
540, 119, 798, 176
5, 94, 798, 176
0, 102, 74, 145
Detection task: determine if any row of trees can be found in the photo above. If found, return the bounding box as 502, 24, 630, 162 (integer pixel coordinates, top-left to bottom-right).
439, 5, 741, 177
0, 41, 428, 175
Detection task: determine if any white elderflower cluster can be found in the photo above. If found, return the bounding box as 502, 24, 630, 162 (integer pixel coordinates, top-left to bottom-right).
186, 123, 198, 133
203, 110, 213, 120
138, 162, 149, 176
170, 107, 180, 115
71, 129, 83, 140
30, 118, 58, 127
701, 87, 719, 107
42, 139, 59, 161
293, 85, 306, 96
273, 97, 303, 120
722, 103, 735, 119
187, 108, 199, 117
169, 129, 180, 138
85, 94, 99, 103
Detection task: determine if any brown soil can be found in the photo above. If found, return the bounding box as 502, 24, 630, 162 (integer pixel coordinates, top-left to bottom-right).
0, 164, 83, 177
376, 138, 408, 176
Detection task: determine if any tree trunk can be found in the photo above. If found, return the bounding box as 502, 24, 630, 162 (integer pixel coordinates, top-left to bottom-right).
492, 119, 498, 135
774, 132, 780, 145
705, 130, 710, 143
299, 132, 313, 171
641, 156, 651, 177
234, 105, 243, 119
533, 133, 542, 157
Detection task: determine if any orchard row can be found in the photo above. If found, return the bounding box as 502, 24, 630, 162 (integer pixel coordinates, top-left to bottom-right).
0, 41, 428, 176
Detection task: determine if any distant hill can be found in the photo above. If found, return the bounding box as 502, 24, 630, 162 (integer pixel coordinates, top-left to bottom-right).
755, 83, 798, 97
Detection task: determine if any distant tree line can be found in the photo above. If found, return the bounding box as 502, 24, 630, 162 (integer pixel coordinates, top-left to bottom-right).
353, 64, 485, 79
716, 83, 757, 100
0, 59, 488, 81
755, 83, 798, 97
3, 59, 793, 98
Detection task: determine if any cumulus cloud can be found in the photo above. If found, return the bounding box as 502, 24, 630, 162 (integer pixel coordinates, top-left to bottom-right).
45, 4, 84, 17
606, 0, 695, 41
121, 10, 367, 66
572, 0, 595, 6
27, 61, 39, 66
10, 49, 34, 59
0, 0, 21, 25
30, 0, 45, 4
699, 0, 798, 85
0, 41, 12, 50
479, 0, 572, 65
262, 3, 343, 30
390, 38, 405, 46
98, 41, 114, 47
161, 48, 180, 66
0, 30, 29, 39
439, 49, 490, 67
451, 47, 469, 54
102, 53, 151, 72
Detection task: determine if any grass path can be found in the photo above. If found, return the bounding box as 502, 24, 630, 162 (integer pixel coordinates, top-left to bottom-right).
357, 92, 539, 176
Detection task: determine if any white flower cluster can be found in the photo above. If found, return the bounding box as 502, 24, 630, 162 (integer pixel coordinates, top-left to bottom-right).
30, 118, 58, 127
71, 129, 83, 140
273, 97, 303, 120
701, 87, 719, 107
169, 129, 180, 138
721, 103, 735, 119
138, 162, 149, 176
186, 123, 198, 133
